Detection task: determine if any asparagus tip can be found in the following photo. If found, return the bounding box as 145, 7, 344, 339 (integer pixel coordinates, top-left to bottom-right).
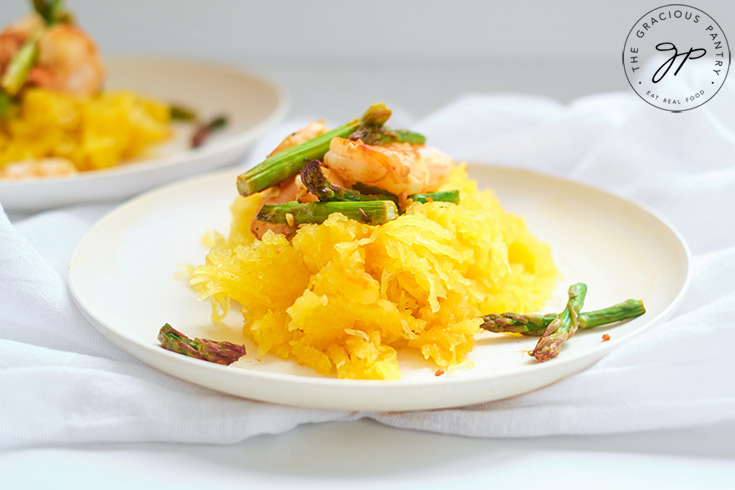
191, 114, 228, 148
301, 160, 333, 199
158, 324, 246, 366
361, 102, 392, 127
531, 283, 588, 362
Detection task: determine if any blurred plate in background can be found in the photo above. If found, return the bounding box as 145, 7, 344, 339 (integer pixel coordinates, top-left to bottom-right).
0, 57, 288, 211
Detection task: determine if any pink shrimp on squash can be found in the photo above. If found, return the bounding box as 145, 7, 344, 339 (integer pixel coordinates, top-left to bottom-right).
323, 137, 454, 196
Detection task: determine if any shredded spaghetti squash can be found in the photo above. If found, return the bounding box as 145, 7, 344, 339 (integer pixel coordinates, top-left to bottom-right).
190, 164, 557, 380
0, 88, 170, 173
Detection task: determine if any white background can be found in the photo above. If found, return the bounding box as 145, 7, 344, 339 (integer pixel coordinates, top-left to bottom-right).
1, 0, 733, 119
2, 1, 734, 487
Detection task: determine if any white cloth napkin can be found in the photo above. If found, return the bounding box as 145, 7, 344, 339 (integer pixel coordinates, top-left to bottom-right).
2, 87, 734, 448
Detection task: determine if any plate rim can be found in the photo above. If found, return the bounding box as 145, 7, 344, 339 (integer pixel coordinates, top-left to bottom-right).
68, 163, 691, 396
0, 56, 290, 188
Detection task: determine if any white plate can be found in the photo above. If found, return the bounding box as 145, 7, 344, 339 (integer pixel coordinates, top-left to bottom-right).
0, 57, 288, 211
68, 165, 690, 411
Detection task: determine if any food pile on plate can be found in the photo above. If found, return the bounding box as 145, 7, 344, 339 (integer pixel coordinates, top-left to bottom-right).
187, 103, 559, 380
0, 1, 174, 179
0, 0, 227, 180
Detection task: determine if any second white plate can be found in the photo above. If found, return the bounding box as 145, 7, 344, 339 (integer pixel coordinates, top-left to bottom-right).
0, 57, 288, 211
68, 164, 690, 411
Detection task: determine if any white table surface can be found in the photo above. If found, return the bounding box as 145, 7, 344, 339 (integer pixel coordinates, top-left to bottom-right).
2, 419, 734, 489
3, 62, 734, 487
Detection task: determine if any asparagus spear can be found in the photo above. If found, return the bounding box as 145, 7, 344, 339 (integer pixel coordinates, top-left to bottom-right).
391, 129, 427, 145
481, 299, 645, 335
169, 103, 198, 121
32, 0, 71, 26
351, 182, 396, 197
1, 30, 41, 96
349, 126, 427, 146
191, 115, 228, 148
409, 190, 460, 204
0, 92, 13, 120
236, 103, 392, 197
257, 200, 399, 225
531, 283, 587, 362
158, 324, 245, 366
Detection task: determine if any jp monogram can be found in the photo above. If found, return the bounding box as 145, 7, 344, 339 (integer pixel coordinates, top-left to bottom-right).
623, 4, 730, 112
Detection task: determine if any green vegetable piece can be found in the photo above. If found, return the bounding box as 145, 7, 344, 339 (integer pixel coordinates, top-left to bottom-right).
32, 0, 71, 26
531, 283, 587, 362
169, 104, 198, 121
191, 114, 228, 148
1, 31, 41, 96
349, 126, 427, 146
393, 129, 426, 145
158, 324, 246, 366
481, 299, 646, 335
257, 200, 399, 225
0, 91, 13, 120
409, 190, 459, 204
351, 182, 397, 197
236, 103, 393, 197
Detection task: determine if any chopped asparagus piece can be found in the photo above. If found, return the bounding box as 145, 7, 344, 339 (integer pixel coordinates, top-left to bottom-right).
392, 129, 427, 145
481, 299, 646, 335
191, 115, 228, 148
257, 200, 399, 225
531, 283, 587, 362
580, 299, 646, 328
351, 182, 397, 197
349, 126, 427, 146
236, 103, 392, 197
32, 0, 71, 26
158, 324, 246, 366
1, 31, 41, 96
409, 190, 460, 204
169, 104, 198, 121
0, 91, 13, 120
361, 102, 392, 126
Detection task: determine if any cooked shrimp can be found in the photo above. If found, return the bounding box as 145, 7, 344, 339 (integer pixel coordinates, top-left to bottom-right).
252, 121, 346, 238
0, 158, 77, 179
30, 23, 105, 95
0, 14, 104, 96
2, 15, 43, 37
323, 138, 454, 195
267, 120, 328, 157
